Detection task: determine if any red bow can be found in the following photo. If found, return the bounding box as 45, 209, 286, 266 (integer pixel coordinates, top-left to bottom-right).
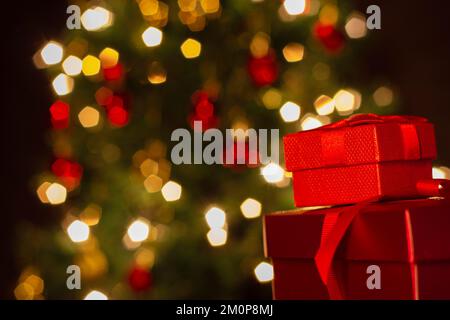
314, 179, 449, 300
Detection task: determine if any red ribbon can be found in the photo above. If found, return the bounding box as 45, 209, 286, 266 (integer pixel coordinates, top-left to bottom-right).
314, 179, 449, 300
318, 114, 427, 166
325, 113, 428, 129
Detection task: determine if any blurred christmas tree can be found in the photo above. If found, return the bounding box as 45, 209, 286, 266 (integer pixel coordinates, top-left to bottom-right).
15, 0, 396, 299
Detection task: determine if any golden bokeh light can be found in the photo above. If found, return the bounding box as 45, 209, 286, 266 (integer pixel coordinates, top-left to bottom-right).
45, 182, 67, 205
36, 181, 52, 204
300, 114, 329, 131
262, 88, 283, 109
80, 204, 102, 226
250, 32, 270, 58
319, 4, 339, 25
334, 89, 361, 115
148, 62, 167, 84
144, 174, 163, 193
345, 12, 367, 39
180, 38, 202, 59
138, 0, 159, 16
200, 0, 220, 14
82, 55, 101, 76
99, 47, 119, 68
282, 42, 304, 63
78, 106, 100, 128
314, 95, 335, 115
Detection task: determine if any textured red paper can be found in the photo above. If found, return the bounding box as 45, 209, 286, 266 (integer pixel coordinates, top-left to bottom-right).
263, 197, 450, 299
283, 114, 437, 207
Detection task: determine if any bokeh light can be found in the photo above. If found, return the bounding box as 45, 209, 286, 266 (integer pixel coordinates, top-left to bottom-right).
67, 220, 90, 243
45, 182, 67, 205
205, 207, 226, 229
40, 41, 64, 66
240, 198, 262, 219
81, 7, 113, 31
161, 181, 182, 201
254, 262, 274, 283
142, 27, 163, 47
279, 101, 301, 122
206, 228, 227, 247
127, 218, 151, 242
84, 290, 108, 300
261, 163, 285, 184
180, 38, 202, 59
78, 106, 100, 128
52, 73, 74, 96
62, 55, 83, 76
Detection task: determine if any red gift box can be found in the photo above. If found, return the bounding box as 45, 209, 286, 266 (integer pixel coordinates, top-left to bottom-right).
283, 114, 437, 207
263, 181, 450, 300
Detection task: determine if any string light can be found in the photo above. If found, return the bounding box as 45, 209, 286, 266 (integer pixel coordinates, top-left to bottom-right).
127, 218, 150, 242
206, 228, 227, 247
254, 262, 274, 283
52, 73, 74, 96
82, 55, 101, 76
142, 27, 163, 47
67, 220, 90, 243
180, 38, 202, 59
314, 95, 335, 115
45, 182, 67, 205
81, 7, 113, 31
78, 106, 100, 128
84, 290, 108, 300
283, 0, 306, 16
205, 207, 226, 229
240, 198, 262, 219
261, 163, 285, 184
40, 41, 64, 66
279, 101, 301, 122
62, 55, 82, 76
161, 181, 182, 201
282, 43, 304, 62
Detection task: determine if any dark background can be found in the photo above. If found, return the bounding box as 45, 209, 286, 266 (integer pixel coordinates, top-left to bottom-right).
1, 1, 450, 299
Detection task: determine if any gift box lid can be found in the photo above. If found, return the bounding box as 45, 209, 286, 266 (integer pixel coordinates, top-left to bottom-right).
263, 197, 450, 262
283, 114, 436, 172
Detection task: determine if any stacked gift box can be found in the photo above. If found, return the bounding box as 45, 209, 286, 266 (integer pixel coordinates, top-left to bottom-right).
263, 114, 450, 300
